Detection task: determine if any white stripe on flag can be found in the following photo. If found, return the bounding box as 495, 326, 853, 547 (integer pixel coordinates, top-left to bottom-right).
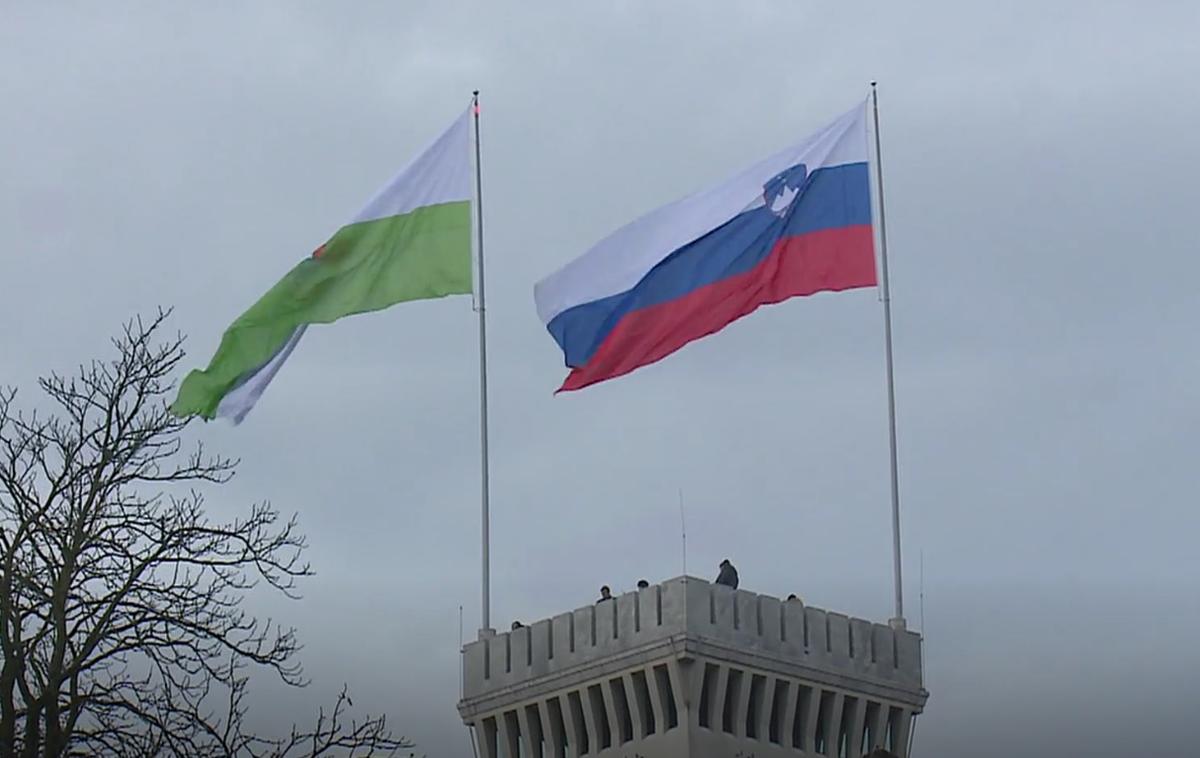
533, 101, 869, 325
350, 107, 472, 225
215, 325, 307, 424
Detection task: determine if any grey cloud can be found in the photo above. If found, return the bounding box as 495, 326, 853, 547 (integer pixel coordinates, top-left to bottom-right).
3, 1, 1198, 754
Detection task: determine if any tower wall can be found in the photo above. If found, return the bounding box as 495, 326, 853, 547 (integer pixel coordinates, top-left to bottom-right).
459, 577, 927, 757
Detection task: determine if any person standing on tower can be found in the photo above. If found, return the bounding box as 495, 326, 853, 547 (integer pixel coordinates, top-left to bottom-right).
715, 559, 739, 589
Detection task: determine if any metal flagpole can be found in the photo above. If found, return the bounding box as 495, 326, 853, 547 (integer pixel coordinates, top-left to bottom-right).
871, 82, 906, 629
472, 90, 494, 637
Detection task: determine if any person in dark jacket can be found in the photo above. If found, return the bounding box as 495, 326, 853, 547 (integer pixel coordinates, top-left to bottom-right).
596, 585, 613, 603
715, 559, 739, 589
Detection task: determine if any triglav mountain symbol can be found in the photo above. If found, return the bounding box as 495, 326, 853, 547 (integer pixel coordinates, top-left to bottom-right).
762, 163, 808, 217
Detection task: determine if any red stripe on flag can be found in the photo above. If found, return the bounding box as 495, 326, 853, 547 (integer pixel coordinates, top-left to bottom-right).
559, 224, 877, 392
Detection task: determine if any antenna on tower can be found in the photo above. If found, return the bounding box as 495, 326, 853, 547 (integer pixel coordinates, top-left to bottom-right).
920, 549, 927, 679
678, 488, 688, 576
920, 550, 926, 633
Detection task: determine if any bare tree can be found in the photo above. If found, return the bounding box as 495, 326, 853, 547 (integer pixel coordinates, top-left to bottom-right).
0, 311, 413, 757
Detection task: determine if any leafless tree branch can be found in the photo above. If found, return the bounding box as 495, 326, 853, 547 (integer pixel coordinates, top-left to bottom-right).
0, 312, 414, 756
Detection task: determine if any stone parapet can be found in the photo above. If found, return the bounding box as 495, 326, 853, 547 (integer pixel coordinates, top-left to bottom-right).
462, 576, 923, 704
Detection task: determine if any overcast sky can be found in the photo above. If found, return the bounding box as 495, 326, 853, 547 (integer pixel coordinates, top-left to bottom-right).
3, 1, 1198, 755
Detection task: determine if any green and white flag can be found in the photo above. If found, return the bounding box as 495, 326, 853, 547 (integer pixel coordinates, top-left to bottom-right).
172, 108, 473, 422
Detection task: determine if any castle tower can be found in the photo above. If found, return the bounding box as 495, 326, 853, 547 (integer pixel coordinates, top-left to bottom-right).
458, 577, 928, 757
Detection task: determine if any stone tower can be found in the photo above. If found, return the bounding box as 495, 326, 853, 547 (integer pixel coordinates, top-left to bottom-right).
458, 576, 928, 757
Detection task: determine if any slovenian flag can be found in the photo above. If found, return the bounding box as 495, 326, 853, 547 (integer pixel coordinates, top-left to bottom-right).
172, 107, 474, 422
534, 101, 877, 391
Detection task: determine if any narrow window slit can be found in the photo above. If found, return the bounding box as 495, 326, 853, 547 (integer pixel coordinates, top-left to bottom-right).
547, 697, 569, 758
525, 703, 544, 758
588, 684, 611, 749
792, 685, 812, 750
722, 668, 743, 734
631, 670, 656, 736
503, 710, 521, 758
886, 706, 903, 753
698, 664, 718, 729
610, 678, 633, 744
768, 679, 789, 744
839, 697, 858, 758
654, 664, 678, 729
481, 717, 498, 758
863, 701, 882, 755
815, 690, 834, 754
567, 691, 588, 755
746, 674, 766, 738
